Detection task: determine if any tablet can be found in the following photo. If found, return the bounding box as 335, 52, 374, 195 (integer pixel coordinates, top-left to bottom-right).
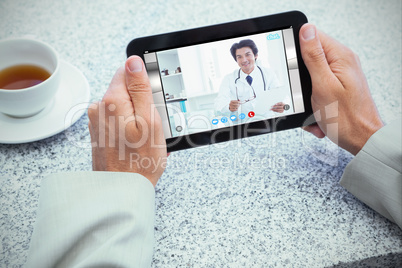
127, 11, 313, 152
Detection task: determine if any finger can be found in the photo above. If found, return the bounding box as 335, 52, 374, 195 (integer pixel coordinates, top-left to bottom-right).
317, 30, 364, 87
302, 124, 326, 138
103, 67, 130, 101
125, 56, 154, 119
271, 105, 283, 110
87, 101, 100, 121
299, 24, 334, 83
317, 30, 354, 67
102, 67, 134, 117
271, 102, 283, 107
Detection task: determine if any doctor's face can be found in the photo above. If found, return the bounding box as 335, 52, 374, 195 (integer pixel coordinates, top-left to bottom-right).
235, 47, 257, 74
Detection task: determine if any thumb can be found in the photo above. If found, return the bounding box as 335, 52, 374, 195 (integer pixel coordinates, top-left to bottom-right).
125, 55, 154, 118
299, 24, 333, 82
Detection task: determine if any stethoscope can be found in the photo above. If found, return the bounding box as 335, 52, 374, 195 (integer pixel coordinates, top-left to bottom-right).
234, 65, 267, 91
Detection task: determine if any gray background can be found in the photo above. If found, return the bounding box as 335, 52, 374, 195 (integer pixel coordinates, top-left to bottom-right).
0, 0, 401, 267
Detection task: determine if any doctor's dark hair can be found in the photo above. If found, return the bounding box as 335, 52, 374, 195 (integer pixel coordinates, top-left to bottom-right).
230, 39, 258, 61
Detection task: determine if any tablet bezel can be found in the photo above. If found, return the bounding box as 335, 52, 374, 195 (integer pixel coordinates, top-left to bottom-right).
127, 10, 313, 152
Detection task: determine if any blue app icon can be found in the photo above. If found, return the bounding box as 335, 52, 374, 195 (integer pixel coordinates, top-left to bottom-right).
221, 117, 228, 123
230, 115, 237, 121
267, 33, 280, 40
239, 113, 246, 119
212, 119, 218, 125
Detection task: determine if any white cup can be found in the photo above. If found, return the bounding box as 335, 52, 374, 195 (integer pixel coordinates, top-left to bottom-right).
0, 38, 60, 117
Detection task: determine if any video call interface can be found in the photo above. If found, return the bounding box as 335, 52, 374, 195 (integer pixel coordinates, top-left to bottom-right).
144, 27, 305, 139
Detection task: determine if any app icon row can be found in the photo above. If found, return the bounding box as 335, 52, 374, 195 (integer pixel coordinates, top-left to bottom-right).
211, 111, 255, 125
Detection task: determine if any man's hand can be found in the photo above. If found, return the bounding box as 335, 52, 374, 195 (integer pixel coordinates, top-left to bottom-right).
88, 56, 167, 187
300, 24, 384, 155
229, 100, 240, 112
270, 102, 286, 113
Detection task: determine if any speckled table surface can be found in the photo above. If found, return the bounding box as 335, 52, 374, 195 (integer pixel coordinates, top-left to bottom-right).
0, 0, 401, 267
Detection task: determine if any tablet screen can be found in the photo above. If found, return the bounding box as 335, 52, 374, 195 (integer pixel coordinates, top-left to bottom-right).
144, 27, 305, 139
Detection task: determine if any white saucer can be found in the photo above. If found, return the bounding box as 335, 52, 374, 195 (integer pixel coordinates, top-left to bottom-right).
0, 60, 91, 144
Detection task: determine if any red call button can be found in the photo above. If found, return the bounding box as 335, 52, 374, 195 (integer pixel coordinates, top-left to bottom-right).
248, 111, 255, 117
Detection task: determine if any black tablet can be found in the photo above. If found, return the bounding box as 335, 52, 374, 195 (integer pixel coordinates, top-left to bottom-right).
127, 10, 313, 152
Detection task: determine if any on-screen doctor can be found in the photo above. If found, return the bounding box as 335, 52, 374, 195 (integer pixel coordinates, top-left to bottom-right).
214, 39, 286, 116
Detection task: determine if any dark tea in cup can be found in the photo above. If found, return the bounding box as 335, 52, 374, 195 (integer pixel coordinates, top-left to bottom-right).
0, 64, 51, 90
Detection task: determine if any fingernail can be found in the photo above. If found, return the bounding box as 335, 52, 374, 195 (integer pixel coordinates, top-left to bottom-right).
128, 58, 143, 73
302, 25, 316, 41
